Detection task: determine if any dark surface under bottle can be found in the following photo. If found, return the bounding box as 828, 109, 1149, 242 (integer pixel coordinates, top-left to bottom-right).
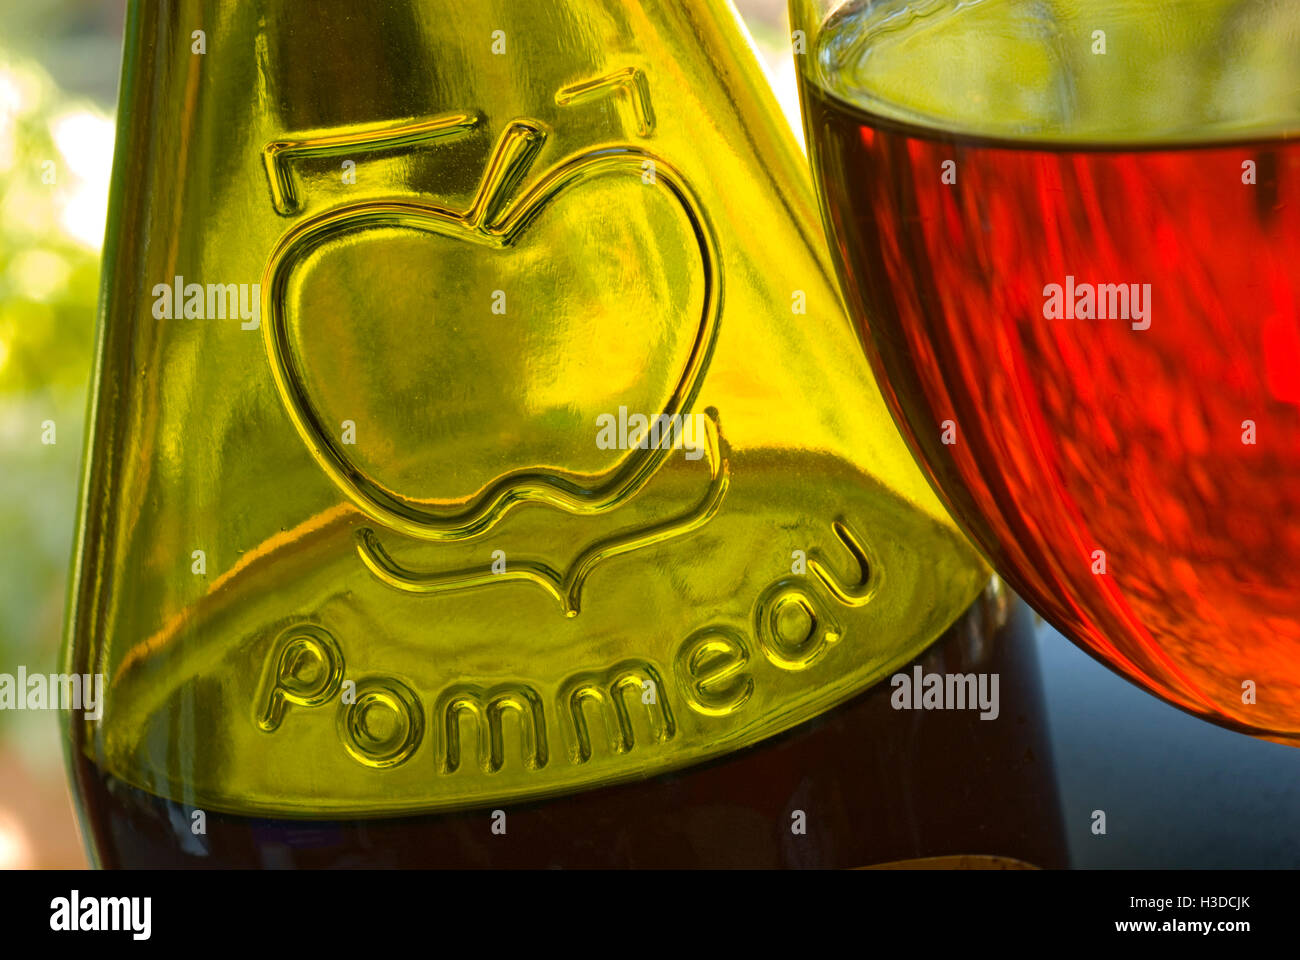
73, 591, 1067, 868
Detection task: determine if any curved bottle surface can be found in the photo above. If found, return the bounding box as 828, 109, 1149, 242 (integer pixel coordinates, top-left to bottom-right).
64, 0, 986, 820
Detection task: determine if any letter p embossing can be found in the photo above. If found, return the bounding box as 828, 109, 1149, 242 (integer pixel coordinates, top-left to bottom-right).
257, 624, 345, 732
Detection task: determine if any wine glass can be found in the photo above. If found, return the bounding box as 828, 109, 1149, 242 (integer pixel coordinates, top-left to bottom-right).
791, 0, 1300, 742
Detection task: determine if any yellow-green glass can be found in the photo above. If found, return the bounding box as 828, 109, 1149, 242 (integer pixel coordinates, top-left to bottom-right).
64, 0, 985, 818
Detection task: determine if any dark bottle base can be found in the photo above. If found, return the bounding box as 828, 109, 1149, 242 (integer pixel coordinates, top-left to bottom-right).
72, 590, 1067, 868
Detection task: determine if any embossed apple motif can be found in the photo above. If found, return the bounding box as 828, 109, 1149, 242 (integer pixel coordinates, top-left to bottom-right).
261, 119, 722, 542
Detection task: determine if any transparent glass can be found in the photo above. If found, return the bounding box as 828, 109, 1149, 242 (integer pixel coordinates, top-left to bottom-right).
793, 0, 1300, 741
64, 0, 992, 846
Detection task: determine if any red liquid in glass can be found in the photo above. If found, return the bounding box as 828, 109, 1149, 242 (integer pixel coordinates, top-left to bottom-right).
802, 79, 1300, 741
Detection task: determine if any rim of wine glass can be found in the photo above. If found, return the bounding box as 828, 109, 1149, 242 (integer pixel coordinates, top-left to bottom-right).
789, 0, 1300, 152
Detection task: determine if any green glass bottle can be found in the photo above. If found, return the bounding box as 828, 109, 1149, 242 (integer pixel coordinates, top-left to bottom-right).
63, 0, 1062, 867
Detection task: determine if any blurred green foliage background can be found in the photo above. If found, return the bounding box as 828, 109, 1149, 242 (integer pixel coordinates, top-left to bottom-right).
0, 0, 122, 868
